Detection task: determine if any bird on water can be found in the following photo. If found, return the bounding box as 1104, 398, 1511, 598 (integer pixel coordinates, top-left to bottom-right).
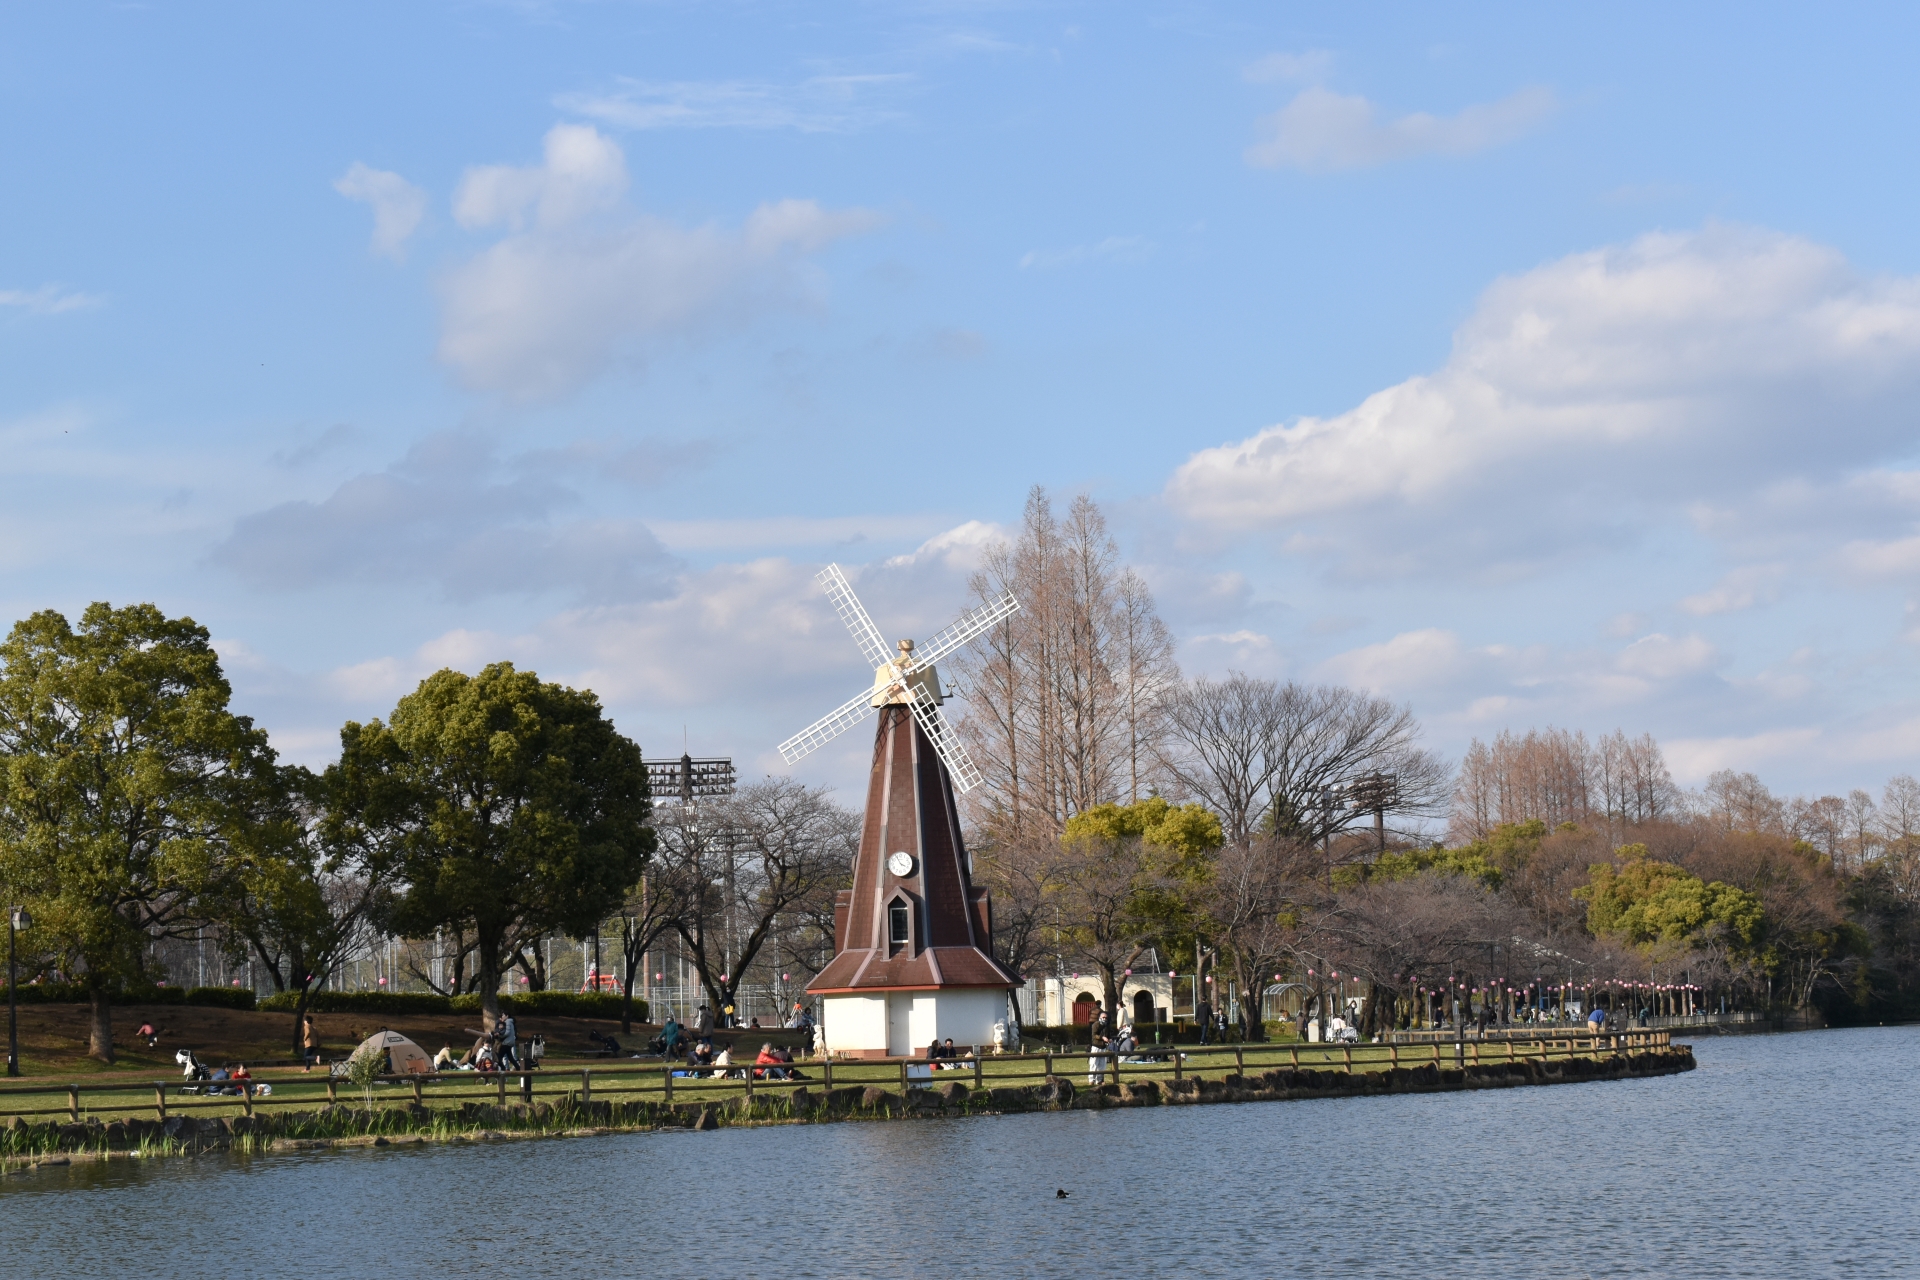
1056, 1189, 1070, 1199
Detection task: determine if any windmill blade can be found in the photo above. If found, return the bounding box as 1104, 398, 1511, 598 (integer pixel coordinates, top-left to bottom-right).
778, 685, 880, 764
818, 564, 893, 670
912, 590, 1020, 670
905, 681, 985, 793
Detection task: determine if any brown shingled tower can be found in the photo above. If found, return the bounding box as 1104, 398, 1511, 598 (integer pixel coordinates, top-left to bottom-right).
807, 703, 1019, 1056
777, 564, 1024, 1059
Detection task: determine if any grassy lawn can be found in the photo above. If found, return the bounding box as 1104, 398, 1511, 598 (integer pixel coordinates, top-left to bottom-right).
0, 1035, 1613, 1124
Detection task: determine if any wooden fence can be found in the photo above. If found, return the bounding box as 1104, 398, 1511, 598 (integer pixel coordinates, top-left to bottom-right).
0, 1030, 1673, 1124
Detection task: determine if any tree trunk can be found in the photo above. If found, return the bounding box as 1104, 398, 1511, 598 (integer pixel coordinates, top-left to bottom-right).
477, 937, 503, 1031
88, 984, 114, 1064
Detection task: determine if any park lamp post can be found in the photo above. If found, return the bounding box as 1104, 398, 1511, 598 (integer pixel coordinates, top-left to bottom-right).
8, 905, 28, 1078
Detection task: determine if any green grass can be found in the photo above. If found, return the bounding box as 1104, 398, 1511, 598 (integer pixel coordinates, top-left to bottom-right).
0, 1033, 1639, 1126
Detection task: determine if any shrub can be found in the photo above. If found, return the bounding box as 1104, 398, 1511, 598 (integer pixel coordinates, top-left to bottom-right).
184, 986, 256, 1010
253, 989, 646, 1020
258, 990, 452, 1015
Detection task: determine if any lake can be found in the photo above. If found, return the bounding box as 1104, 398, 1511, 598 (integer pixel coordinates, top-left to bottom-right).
7, 1026, 1914, 1278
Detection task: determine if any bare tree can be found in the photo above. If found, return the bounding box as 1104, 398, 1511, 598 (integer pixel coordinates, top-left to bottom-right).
1159, 676, 1449, 850
1050, 831, 1162, 1031
953, 488, 1177, 842
1204, 837, 1322, 1040
970, 831, 1057, 998
655, 778, 857, 1017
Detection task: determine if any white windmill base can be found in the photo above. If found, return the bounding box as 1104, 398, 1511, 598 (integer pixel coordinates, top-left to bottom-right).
819, 989, 1010, 1059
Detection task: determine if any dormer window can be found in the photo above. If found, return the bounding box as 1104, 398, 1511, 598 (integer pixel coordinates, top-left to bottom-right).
888, 897, 912, 956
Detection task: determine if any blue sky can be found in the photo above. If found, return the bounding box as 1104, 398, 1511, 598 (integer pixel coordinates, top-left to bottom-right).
7, 2, 1920, 801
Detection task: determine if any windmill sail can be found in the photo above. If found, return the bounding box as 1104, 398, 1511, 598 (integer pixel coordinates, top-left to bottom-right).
906, 681, 984, 792
818, 564, 893, 670
912, 590, 1019, 669
777, 686, 878, 764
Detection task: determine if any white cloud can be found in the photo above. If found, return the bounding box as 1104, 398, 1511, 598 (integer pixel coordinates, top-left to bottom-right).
210, 431, 679, 602
438, 124, 883, 399
0, 284, 100, 314
1317, 628, 1468, 694
1614, 632, 1719, 680
1679, 564, 1785, 615
1242, 50, 1333, 84
1167, 226, 1920, 579
557, 74, 912, 133
1245, 85, 1555, 171
333, 163, 428, 260
1018, 236, 1152, 270
1663, 728, 1822, 783
649, 514, 947, 552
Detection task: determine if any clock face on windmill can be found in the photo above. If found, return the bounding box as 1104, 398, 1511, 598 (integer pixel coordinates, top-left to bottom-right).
887, 851, 915, 878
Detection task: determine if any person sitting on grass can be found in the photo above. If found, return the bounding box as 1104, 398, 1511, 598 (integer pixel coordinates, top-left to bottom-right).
690, 1038, 715, 1072
712, 1046, 736, 1079
754, 1042, 786, 1080
433, 1044, 456, 1071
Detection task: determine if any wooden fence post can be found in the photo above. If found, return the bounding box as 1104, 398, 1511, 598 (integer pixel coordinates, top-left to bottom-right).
664, 1064, 674, 1103
743, 1063, 753, 1100
973, 1055, 983, 1091
1290, 1046, 1299, 1069
899, 1059, 908, 1093
496, 1073, 506, 1107
822, 1059, 832, 1091
1044, 1051, 1053, 1080
327, 1078, 338, 1107
1390, 1044, 1399, 1068
68, 1085, 79, 1122
521, 1072, 532, 1104
155, 1083, 167, 1120
582, 1069, 592, 1104
1342, 1045, 1352, 1073
243, 1083, 255, 1118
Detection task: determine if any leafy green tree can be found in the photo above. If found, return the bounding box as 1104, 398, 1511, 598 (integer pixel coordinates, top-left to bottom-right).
332, 663, 652, 1029
0, 604, 276, 1062
1057, 797, 1221, 1028
1577, 846, 1764, 954
210, 765, 398, 1053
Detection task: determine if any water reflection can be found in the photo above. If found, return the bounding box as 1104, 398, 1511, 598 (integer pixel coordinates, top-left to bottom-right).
7, 1027, 1915, 1279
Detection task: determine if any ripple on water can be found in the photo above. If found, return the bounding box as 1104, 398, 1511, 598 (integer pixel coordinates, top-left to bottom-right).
6, 1027, 1916, 1279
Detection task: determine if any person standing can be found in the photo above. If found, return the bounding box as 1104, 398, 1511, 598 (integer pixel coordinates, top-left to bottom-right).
1197, 998, 1214, 1045
301, 1015, 321, 1071
499, 1011, 520, 1069
695, 1003, 715, 1036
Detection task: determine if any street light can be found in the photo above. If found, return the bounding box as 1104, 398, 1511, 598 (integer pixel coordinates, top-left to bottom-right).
8, 905, 29, 1078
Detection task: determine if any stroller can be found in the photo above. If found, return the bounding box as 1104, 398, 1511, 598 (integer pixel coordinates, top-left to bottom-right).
587, 1029, 623, 1058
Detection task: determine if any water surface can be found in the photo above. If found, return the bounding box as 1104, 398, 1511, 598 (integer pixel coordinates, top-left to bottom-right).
8, 1027, 1913, 1278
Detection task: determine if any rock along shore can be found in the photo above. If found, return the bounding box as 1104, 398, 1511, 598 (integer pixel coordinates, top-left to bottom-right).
2, 1046, 1694, 1173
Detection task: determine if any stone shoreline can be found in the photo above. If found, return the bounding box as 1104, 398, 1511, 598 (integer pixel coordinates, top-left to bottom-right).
2, 1046, 1694, 1174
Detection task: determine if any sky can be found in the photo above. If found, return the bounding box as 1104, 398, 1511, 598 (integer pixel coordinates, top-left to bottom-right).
6, 1, 1920, 803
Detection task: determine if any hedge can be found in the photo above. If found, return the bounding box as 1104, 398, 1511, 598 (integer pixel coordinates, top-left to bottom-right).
257, 989, 645, 1021
0, 983, 253, 1008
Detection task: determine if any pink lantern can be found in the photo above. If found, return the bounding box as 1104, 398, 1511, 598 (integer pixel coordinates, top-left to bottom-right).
378, 977, 387, 986
782, 973, 790, 982
653, 972, 663, 981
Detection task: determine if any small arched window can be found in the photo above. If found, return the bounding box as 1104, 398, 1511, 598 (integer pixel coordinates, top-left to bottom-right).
888, 898, 912, 957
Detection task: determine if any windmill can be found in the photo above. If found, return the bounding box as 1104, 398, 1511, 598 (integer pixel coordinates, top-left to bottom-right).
785, 565, 1024, 1058
777, 564, 1018, 790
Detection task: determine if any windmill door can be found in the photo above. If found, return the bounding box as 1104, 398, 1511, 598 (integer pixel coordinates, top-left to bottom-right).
887, 994, 913, 1057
